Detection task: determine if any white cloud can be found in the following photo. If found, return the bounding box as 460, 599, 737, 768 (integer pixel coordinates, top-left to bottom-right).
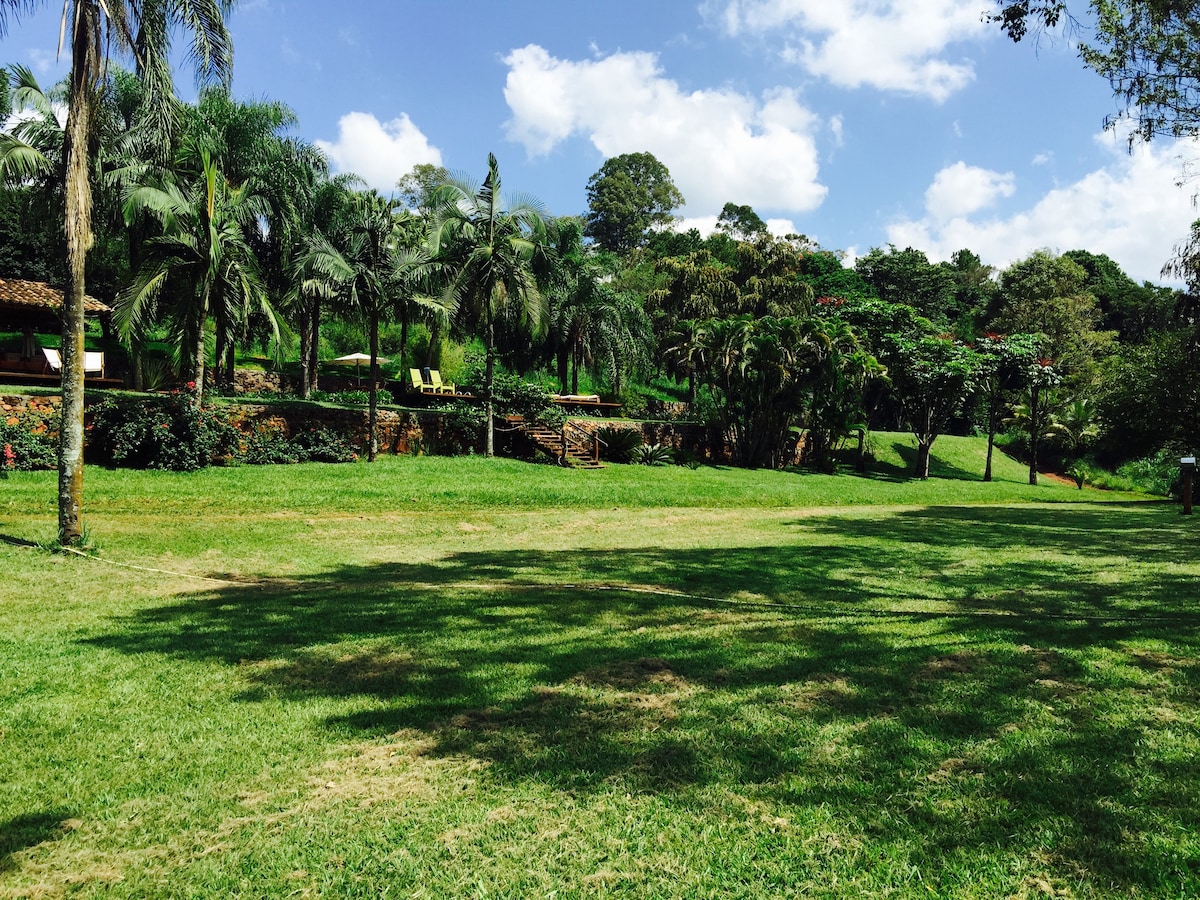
829, 114, 844, 148
315, 112, 442, 194
676, 215, 801, 237
886, 131, 1200, 283
502, 44, 827, 215
703, 0, 991, 101
924, 162, 1015, 221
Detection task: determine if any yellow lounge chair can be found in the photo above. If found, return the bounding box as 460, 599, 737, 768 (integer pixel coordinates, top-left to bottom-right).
429, 370, 456, 394
409, 368, 438, 393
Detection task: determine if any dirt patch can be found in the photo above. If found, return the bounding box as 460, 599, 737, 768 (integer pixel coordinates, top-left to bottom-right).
921, 651, 983, 677
782, 675, 858, 712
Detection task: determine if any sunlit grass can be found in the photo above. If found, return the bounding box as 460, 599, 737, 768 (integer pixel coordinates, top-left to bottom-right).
1, 440, 1193, 898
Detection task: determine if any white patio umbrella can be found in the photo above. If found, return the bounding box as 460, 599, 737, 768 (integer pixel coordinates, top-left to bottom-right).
329, 352, 389, 386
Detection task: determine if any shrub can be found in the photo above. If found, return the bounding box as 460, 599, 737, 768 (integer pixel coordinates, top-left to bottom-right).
0, 419, 58, 471
634, 442, 673, 466
1116, 449, 1180, 496
241, 425, 301, 465
89, 387, 237, 471
290, 426, 357, 463
426, 401, 486, 455
597, 426, 643, 463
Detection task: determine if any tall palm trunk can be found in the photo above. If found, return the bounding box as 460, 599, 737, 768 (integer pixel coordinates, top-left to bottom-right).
58, 3, 102, 547
485, 319, 495, 457
298, 306, 312, 399
368, 311, 379, 462
308, 297, 321, 394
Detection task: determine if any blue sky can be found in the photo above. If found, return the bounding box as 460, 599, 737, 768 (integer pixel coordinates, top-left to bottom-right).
4, 0, 1198, 284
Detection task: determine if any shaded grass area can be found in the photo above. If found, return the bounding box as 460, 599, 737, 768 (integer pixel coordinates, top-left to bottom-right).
0, 454, 1194, 897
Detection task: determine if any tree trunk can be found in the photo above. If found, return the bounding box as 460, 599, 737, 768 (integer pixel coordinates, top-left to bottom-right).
557, 346, 569, 394
308, 297, 321, 394
194, 320, 207, 405
425, 318, 441, 368
224, 339, 235, 392
398, 308, 410, 372
214, 314, 227, 392
916, 438, 932, 480
1028, 386, 1040, 486
571, 349, 579, 396
485, 321, 495, 457
368, 312, 379, 462
58, 9, 100, 546
298, 306, 311, 399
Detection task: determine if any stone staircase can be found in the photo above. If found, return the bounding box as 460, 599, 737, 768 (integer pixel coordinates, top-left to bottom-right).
506, 416, 605, 468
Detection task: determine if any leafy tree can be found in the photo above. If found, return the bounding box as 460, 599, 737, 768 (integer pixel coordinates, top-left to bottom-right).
993, 1, 1200, 143
1064, 248, 1177, 341
431, 153, 550, 456
944, 249, 999, 337
0, 0, 234, 545
584, 151, 684, 254
396, 163, 449, 213
716, 202, 769, 241
884, 336, 982, 479
797, 248, 875, 304
1098, 329, 1200, 460
974, 333, 1042, 481
855, 245, 956, 324
992, 250, 1108, 383
1005, 359, 1063, 485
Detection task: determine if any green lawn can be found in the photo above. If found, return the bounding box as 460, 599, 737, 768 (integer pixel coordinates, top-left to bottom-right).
1, 437, 1197, 898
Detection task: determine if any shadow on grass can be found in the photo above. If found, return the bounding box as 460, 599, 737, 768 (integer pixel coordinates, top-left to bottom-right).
87, 502, 1200, 892
0, 811, 77, 873
887, 440, 984, 481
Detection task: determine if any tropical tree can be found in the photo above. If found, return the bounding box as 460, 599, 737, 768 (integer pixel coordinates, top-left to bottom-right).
303, 191, 441, 460
544, 217, 651, 396
430, 153, 550, 456
974, 332, 1042, 481
884, 336, 982, 479
181, 89, 327, 390
803, 319, 885, 472
1005, 358, 1063, 485
0, 0, 235, 545
117, 149, 273, 405
695, 314, 832, 469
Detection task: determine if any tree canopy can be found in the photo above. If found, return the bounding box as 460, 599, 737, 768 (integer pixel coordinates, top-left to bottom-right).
584, 151, 684, 254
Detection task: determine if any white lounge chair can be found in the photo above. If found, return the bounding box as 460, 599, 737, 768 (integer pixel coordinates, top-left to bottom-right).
43, 347, 105, 377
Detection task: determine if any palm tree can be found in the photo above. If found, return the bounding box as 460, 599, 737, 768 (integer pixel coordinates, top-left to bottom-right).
431, 153, 550, 457
302, 191, 442, 460
117, 149, 273, 404
0, 0, 234, 545
182, 90, 328, 390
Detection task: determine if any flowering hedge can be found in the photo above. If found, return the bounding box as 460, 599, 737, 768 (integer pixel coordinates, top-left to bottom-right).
86, 387, 359, 471
88, 385, 239, 471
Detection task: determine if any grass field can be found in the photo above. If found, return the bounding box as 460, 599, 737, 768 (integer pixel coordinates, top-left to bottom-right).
2, 435, 1198, 898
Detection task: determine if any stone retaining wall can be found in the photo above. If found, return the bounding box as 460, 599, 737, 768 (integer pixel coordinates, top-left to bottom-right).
1, 391, 726, 462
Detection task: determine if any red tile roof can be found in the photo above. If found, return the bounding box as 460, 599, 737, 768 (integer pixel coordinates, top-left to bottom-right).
0, 278, 109, 314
